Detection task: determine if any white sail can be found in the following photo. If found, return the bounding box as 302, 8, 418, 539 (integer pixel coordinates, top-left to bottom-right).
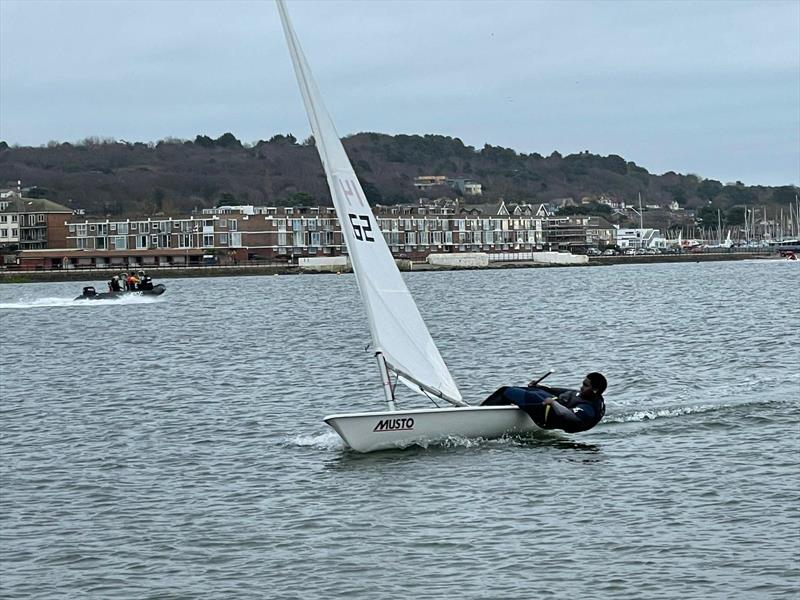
276, 1, 463, 406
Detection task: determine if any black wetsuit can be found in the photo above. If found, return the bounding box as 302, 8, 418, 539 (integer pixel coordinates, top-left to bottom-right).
482, 385, 605, 433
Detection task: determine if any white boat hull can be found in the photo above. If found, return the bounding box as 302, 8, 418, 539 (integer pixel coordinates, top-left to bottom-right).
324, 405, 540, 453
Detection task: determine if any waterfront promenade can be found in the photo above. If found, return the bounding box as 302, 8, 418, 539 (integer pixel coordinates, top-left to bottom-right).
0, 251, 782, 283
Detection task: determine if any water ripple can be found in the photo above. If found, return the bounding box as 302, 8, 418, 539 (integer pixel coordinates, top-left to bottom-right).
1, 262, 799, 599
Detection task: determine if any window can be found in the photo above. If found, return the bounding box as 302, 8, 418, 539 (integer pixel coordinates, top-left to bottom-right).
96, 223, 108, 235
111, 236, 127, 250
0, 215, 6, 223
219, 233, 228, 244
137, 235, 147, 249
117, 223, 128, 235
150, 235, 159, 248
0, 228, 7, 237
139, 222, 149, 233
37, 214, 45, 223
95, 237, 106, 249
178, 234, 191, 248
202, 234, 214, 247
228, 219, 237, 231
77, 237, 88, 249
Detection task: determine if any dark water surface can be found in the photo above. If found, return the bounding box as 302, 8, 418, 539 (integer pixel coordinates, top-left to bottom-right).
1, 260, 799, 599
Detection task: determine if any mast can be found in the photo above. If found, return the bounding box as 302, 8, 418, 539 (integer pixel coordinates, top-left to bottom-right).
744, 207, 748, 241
796, 194, 799, 237
376, 353, 396, 411
638, 192, 643, 229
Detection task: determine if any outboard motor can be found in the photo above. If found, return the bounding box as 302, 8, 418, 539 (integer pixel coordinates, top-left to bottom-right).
82, 286, 97, 297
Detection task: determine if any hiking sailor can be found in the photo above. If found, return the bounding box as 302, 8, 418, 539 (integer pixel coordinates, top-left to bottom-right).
482, 372, 607, 433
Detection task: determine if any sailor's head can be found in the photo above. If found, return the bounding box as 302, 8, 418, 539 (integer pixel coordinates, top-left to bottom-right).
581, 372, 607, 397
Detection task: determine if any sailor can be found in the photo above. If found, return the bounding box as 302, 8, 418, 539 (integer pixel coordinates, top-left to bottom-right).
482, 372, 606, 433
109, 275, 122, 292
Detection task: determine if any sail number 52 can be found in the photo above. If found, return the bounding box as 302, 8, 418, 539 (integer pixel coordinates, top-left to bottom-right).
348, 213, 374, 242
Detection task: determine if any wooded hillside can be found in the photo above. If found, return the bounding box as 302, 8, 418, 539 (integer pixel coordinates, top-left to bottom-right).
0, 134, 796, 226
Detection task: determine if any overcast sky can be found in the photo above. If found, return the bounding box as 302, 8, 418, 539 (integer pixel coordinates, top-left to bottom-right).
1, 0, 798, 186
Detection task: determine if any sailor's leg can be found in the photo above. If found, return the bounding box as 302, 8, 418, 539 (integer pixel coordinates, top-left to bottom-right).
482, 386, 551, 406
507, 388, 557, 428
482, 386, 513, 406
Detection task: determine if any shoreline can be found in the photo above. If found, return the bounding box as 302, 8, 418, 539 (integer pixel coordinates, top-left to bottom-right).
0, 251, 782, 284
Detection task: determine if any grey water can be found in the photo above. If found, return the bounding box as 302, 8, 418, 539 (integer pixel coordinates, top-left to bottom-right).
1, 260, 798, 599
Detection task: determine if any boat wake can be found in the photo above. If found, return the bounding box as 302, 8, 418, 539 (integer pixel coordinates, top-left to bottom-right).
0, 295, 165, 309
287, 431, 346, 451
605, 395, 792, 424
288, 429, 562, 454
607, 403, 723, 423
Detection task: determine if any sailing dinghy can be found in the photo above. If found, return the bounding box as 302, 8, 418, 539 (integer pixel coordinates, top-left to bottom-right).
277, 1, 538, 452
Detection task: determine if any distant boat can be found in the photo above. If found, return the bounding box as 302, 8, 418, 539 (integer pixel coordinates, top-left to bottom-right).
75, 284, 166, 301
276, 1, 538, 452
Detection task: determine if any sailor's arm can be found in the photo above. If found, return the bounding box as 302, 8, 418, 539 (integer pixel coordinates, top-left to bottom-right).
544, 397, 596, 426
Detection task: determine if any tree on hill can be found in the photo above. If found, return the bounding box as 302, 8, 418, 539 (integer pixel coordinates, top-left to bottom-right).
770, 185, 799, 205
214, 132, 242, 149
556, 202, 613, 217
697, 179, 723, 202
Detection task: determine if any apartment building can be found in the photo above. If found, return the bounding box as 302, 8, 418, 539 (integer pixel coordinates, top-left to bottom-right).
7, 196, 640, 269
0, 197, 72, 250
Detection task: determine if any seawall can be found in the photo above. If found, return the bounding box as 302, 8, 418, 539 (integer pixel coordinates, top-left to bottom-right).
0, 251, 781, 283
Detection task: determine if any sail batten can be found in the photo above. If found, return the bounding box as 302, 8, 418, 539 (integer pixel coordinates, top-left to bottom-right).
277, 0, 463, 406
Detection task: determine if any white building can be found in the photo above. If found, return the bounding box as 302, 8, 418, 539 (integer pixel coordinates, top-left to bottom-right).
0, 212, 19, 246
615, 227, 668, 249
201, 205, 256, 216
